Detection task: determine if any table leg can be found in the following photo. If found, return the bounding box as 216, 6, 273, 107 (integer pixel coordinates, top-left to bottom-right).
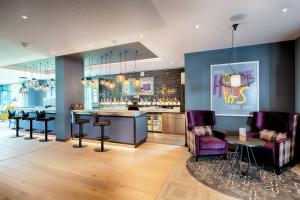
249, 147, 260, 175
246, 146, 251, 175
239, 145, 244, 175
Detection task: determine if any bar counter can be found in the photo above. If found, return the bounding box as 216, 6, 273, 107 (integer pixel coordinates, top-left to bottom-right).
71, 109, 148, 147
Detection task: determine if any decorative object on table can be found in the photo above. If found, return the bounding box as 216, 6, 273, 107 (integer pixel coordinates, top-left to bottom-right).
210, 24, 259, 117
239, 127, 247, 141
186, 110, 228, 161
246, 111, 298, 174
186, 156, 300, 200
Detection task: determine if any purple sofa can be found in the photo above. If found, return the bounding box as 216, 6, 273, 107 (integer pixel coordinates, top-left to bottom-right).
247, 111, 298, 173
186, 110, 228, 161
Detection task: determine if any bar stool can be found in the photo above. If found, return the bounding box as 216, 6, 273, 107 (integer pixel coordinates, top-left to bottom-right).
36, 111, 55, 142
8, 110, 23, 138
21, 110, 38, 140
71, 111, 89, 148
92, 113, 110, 152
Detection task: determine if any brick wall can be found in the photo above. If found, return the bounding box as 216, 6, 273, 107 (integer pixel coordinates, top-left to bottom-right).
98, 68, 184, 105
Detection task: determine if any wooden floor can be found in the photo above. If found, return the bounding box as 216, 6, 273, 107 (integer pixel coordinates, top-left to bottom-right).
0, 128, 299, 200
147, 132, 185, 146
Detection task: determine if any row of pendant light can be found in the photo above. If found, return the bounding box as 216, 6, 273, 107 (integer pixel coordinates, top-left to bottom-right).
82, 50, 141, 90
19, 63, 55, 96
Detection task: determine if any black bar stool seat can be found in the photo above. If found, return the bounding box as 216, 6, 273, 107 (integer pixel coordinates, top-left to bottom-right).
8, 110, 24, 138
36, 111, 55, 142
92, 113, 110, 152
71, 111, 89, 148
21, 111, 38, 140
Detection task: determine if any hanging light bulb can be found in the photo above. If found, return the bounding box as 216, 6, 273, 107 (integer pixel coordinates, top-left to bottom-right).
108, 81, 115, 90
123, 79, 129, 86
134, 78, 141, 88
133, 50, 141, 89
19, 82, 28, 96
116, 52, 125, 83
116, 74, 125, 83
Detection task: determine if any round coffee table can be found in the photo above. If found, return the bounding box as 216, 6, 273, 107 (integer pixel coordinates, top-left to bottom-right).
225, 136, 266, 178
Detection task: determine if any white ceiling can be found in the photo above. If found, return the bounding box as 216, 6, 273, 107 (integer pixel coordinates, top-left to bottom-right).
0, 0, 300, 72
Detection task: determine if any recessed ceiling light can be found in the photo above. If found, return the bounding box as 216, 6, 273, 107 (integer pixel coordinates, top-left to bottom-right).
140, 34, 144, 38
282, 8, 288, 13
195, 24, 200, 29
21, 15, 28, 19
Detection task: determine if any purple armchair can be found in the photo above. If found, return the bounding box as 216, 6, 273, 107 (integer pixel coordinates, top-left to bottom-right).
187, 110, 228, 161
247, 111, 298, 173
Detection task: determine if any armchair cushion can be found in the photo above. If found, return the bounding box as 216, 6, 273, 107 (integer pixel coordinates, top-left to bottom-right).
259, 129, 287, 142
198, 136, 226, 150
193, 126, 213, 136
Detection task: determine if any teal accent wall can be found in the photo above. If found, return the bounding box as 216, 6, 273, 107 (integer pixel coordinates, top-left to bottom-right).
185, 41, 295, 131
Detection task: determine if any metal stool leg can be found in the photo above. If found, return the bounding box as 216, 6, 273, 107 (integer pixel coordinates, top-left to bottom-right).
101, 126, 104, 151
95, 125, 109, 152
24, 119, 38, 140
72, 124, 87, 148
16, 118, 19, 137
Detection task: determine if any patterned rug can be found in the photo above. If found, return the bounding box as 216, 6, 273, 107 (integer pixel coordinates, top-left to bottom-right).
186, 155, 300, 200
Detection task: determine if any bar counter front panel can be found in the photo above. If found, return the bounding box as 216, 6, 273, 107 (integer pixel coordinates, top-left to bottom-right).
71, 110, 148, 147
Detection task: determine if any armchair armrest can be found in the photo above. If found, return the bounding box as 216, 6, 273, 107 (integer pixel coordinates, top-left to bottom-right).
213, 130, 227, 140
275, 138, 293, 167
246, 131, 259, 138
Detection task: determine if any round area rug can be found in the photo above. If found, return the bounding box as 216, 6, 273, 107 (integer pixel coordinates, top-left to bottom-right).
186, 156, 300, 200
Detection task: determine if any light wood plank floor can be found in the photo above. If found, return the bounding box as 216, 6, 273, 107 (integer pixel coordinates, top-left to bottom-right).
0, 128, 299, 200
147, 132, 185, 146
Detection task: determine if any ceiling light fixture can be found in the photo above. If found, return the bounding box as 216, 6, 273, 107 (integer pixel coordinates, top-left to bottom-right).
22, 15, 28, 19
282, 8, 288, 13
195, 24, 200, 29
140, 34, 144, 38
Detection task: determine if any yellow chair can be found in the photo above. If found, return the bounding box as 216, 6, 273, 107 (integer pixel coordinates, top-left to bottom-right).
0, 106, 15, 121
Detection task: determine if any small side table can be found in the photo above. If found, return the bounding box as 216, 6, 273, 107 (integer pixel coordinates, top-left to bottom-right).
225, 136, 265, 178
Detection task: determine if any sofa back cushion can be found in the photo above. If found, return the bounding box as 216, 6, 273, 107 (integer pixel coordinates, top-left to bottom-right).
193, 126, 213, 136
259, 129, 287, 142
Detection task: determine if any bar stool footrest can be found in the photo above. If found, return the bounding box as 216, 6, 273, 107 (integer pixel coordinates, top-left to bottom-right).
39, 139, 53, 142
40, 130, 53, 133
73, 133, 88, 138
25, 128, 38, 132
96, 136, 110, 141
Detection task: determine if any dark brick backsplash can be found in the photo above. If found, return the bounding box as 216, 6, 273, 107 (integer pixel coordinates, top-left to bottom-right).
96, 68, 184, 106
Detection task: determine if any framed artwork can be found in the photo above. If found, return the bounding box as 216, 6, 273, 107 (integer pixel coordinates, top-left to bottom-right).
139, 77, 154, 95
210, 61, 259, 116
122, 77, 154, 96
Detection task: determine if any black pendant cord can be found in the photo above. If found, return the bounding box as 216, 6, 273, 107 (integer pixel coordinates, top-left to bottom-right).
124, 50, 127, 75
109, 51, 112, 75
119, 52, 123, 74
134, 50, 137, 73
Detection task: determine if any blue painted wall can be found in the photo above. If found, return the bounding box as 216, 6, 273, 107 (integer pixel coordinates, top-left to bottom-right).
185, 41, 295, 131
55, 55, 84, 141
